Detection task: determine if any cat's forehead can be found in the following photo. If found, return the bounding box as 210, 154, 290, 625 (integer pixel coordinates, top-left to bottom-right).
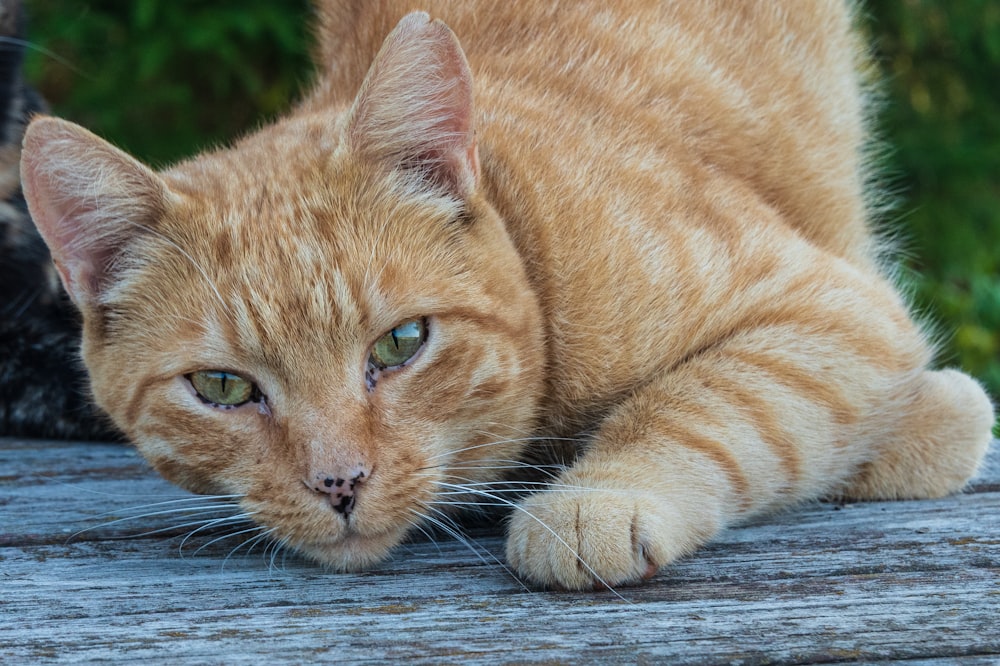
163, 118, 462, 263
146, 137, 466, 369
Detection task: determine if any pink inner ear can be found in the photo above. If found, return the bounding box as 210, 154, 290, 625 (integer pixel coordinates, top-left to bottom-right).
29, 181, 106, 301
20, 116, 167, 308
347, 12, 479, 198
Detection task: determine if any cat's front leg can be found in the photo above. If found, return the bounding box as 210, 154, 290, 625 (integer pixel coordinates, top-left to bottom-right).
505, 377, 745, 591
503, 342, 787, 590
506, 343, 818, 590
505, 316, 992, 590
506, 439, 730, 590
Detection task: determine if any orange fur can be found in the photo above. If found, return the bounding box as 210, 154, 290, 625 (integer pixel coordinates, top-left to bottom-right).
20, 1, 994, 589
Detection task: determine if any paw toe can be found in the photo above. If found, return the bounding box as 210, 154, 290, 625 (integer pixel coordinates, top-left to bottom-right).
506, 489, 671, 590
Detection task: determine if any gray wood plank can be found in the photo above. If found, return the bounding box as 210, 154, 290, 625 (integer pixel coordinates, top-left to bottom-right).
1, 437, 998, 664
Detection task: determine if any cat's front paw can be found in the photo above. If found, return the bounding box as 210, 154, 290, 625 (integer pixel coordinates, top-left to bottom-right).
505, 486, 707, 590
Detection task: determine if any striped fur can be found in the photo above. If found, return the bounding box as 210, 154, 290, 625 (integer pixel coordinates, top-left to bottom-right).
20, 1, 994, 589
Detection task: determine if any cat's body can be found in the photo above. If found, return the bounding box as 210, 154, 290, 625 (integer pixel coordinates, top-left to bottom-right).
1, 0, 115, 440
20, 1, 994, 589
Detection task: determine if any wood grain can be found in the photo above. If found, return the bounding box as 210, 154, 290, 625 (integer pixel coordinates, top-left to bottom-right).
1, 437, 998, 664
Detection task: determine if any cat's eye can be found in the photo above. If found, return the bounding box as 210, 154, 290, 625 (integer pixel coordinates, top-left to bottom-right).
188, 370, 258, 407
369, 318, 428, 370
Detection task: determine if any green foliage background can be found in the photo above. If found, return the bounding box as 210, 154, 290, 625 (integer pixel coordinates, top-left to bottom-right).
23, 0, 312, 165
866, 0, 1000, 402
22, 1, 1000, 403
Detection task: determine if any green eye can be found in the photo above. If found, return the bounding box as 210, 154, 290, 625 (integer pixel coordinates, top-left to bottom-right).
370, 318, 428, 370
188, 371, 257, 407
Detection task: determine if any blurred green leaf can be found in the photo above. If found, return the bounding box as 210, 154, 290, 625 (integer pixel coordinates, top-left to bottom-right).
24, 0, 310, 163
868, 0, 1000, 407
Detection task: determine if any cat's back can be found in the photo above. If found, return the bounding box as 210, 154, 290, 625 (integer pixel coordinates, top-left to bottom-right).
314, 0, 875, 268
309, 1, 885, 428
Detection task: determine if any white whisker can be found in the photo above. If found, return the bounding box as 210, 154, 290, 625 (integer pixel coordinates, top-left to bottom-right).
127, 221, 236, 324
68, 499, 243, 542
79, 494, 245, 517
412, 507, 532, 594
428, 500, 512, 508
179, 513, 257, 553
223, 526, 278, 571
447, 459, 568, 473
403, 514, 445, 555
438, 476, 619, 498
267, 535, 292, 575
0, 37, 87, 75
192, 523, 267, 558
97, 503, 239, 523
433, 482, 630, 601
428, 436, 583, 461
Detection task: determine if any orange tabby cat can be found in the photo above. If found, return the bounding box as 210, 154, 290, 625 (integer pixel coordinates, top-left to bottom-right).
20, 1, 994, 589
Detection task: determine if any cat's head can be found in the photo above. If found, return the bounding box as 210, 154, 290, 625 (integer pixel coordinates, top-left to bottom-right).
20, 13, 544, 569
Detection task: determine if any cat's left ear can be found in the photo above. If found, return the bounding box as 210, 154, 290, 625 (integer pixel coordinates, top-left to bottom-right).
346, 12, 479, 198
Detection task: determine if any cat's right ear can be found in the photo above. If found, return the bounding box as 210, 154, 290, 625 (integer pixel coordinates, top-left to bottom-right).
345, 12, 479, 199
20, 117, 169, 309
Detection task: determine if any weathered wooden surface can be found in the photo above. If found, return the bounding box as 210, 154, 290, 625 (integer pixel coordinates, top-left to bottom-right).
1, 436, 998, 664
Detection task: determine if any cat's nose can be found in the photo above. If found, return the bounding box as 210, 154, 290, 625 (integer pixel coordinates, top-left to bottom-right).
306, 465, 369, 517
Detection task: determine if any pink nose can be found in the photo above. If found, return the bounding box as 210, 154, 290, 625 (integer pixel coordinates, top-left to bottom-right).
308, 466, 368, 516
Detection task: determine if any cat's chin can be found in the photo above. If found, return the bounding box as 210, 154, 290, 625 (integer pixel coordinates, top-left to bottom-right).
290, 527, 407, 572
